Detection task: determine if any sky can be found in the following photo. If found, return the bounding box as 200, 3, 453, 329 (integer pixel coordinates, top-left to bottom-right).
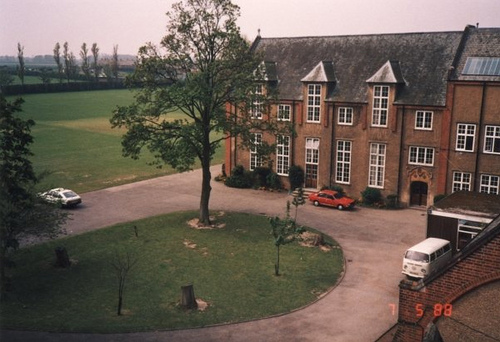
1, 0, 500, 57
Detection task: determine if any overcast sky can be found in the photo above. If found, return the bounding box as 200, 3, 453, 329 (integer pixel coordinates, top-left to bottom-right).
1, 0, 500, 57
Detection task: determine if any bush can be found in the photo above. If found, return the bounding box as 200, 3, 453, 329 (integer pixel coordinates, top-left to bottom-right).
321, 185, 345, 195
361, 187, 382, 205
225, 165, 253, 188
253, 167, 272, 188
288, 165, 304, 191
386, 194, 399, 209
266, 171, 282, 190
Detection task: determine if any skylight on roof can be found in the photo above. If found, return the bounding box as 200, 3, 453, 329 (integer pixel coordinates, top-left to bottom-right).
463, 57, 500, 76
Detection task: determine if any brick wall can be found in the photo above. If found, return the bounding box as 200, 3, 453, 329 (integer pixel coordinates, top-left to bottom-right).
393, 225, 500, 341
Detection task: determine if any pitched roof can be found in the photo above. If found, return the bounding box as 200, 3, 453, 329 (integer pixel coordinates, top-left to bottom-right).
301, 61, 337, 82
366, 60, 406, 84
450, 26, 500, 82
253, 31, 464, 105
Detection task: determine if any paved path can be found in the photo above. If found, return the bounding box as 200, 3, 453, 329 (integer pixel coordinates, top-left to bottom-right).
1, 165, 427, 342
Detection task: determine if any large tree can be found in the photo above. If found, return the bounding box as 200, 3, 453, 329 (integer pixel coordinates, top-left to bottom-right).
80, 42, 92, 81
110, 0, 284, 225
0, 95, 67, 300
16, 43, 25, 87
91, 43, 101, 83
53, 42, 64, 84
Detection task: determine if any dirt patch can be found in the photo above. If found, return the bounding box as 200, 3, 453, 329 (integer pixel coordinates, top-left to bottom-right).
196, 298, 209, 311
187, 211, 226, 230
298, 231, 332, 252
183, 239, 197, 249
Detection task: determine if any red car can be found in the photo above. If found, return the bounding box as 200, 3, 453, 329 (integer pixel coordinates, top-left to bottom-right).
308, 189, 355, 210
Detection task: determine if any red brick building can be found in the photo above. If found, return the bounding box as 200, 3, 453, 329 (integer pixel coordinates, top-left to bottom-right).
224, 25, 500, 207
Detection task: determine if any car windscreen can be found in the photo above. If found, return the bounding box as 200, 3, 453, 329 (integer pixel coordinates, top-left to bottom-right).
405, 250, 429, 263
62, 191, 77, 198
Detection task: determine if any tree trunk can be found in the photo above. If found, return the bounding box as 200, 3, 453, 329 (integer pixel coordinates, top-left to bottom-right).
181, 284, 198, 310
55, 246, 71, 268
0, 243, 7, 301
199, 124, 212, 225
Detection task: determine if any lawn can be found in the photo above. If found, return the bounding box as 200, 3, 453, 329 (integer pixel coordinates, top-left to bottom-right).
1, 211, 343, 333
10, 90, 225, 193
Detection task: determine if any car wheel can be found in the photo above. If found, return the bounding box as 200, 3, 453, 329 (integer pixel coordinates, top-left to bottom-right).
313, 200, 320, 207
337, 204, 344, 210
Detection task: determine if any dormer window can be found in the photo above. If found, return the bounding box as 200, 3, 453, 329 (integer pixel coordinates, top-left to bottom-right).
307, 84, 321, 123
372, 85, 389, 127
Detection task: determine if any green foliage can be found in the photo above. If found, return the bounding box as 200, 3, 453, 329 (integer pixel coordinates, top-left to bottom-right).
224, 165, 252, 188
386, 194, 399, 209
360, 187, 383, 205
269, 201, 305, 276
266, 170, 282, 190
0, 95, 67, 300
321, 184, 345, 195
288, 165, 304, 191
252, 166, 271, 188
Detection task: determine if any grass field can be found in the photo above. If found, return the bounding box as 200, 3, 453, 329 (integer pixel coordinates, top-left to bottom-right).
11, 90, 225, 193
1, 211, 343, 333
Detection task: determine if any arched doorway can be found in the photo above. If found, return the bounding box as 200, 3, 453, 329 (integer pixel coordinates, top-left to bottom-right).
410, 181, 428, 206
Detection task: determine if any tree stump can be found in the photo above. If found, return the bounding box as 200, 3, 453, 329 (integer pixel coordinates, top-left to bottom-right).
180, 284, 198, 310
54, 247, 71, 268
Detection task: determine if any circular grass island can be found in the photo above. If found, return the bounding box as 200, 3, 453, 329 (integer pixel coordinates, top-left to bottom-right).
2, 211, 344, 333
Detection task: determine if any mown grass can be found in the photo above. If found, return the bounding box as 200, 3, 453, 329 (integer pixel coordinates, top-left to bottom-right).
1, 211, 343, 333
11, 90, 225, 193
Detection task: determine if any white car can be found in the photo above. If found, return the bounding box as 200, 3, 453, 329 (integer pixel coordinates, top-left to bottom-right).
39, 188, 82, 208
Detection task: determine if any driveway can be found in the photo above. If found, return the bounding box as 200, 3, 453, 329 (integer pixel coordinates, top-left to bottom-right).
1, 165, 427, 342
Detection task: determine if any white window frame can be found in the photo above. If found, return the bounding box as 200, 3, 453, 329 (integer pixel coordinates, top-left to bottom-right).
368, 143, 386, 188
372, 85, 389, 127
409, 146, 434, 166
336, 140, 351, 184
305, 138, 320, 165
251, 84, 263, 119
250, 133, 262, 170
278, 104, 291, 121
452, 172, 471, 192
338, 107, 353, 125
456, 123, 476, 152
276, 135, 290, 176
480, 174, 499, 195
484, 125, 500, 154
307, 84, 321, 123
415, 110, 433, 130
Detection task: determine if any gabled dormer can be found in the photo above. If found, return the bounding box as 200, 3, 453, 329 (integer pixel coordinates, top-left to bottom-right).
366, 60, 405, 128
301, 61, 336, 124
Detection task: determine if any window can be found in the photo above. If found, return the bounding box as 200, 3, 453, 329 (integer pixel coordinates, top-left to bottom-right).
336, 140, 351, 184
456, 124, 476, 152
307, 84, 321, 123
463, 57, 500, 76
305, 138, 320, 165
278, 104, 291, 121
484, 125, 500, 154
250, 133, 262, 170
372, 85, 389, 127
415, 111, 433, 130
276, 135, 290, 176
251, 84, 263, 119
369, 143, 386, 188
453, 172, 471, 192
409, 146, 434, 166
480, 174, 499, 195
457, 220, 486, 251
338, 107, 353, 125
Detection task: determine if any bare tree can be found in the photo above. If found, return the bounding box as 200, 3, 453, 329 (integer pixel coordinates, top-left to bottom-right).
80, 43, 92, 81
53, 42, 63, 83
110, 250, 138, 316
111, 44, 119, 82
91, 43, 101, 83
16, 43, 25, 86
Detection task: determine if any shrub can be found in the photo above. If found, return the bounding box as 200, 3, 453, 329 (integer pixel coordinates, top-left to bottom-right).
386, 194, 399, 209
361, 187, 382, 205
288, 165, 304, 191
266, 171, 282, 190
253, 167, 272, 188
321, 185, 345, 195
225, 165, 252, 188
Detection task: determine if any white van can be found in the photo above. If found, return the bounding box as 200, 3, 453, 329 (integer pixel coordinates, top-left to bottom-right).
402, 238, 452, 279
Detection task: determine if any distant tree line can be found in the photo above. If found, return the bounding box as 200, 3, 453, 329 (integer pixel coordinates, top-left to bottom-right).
0, 41, 134, 95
